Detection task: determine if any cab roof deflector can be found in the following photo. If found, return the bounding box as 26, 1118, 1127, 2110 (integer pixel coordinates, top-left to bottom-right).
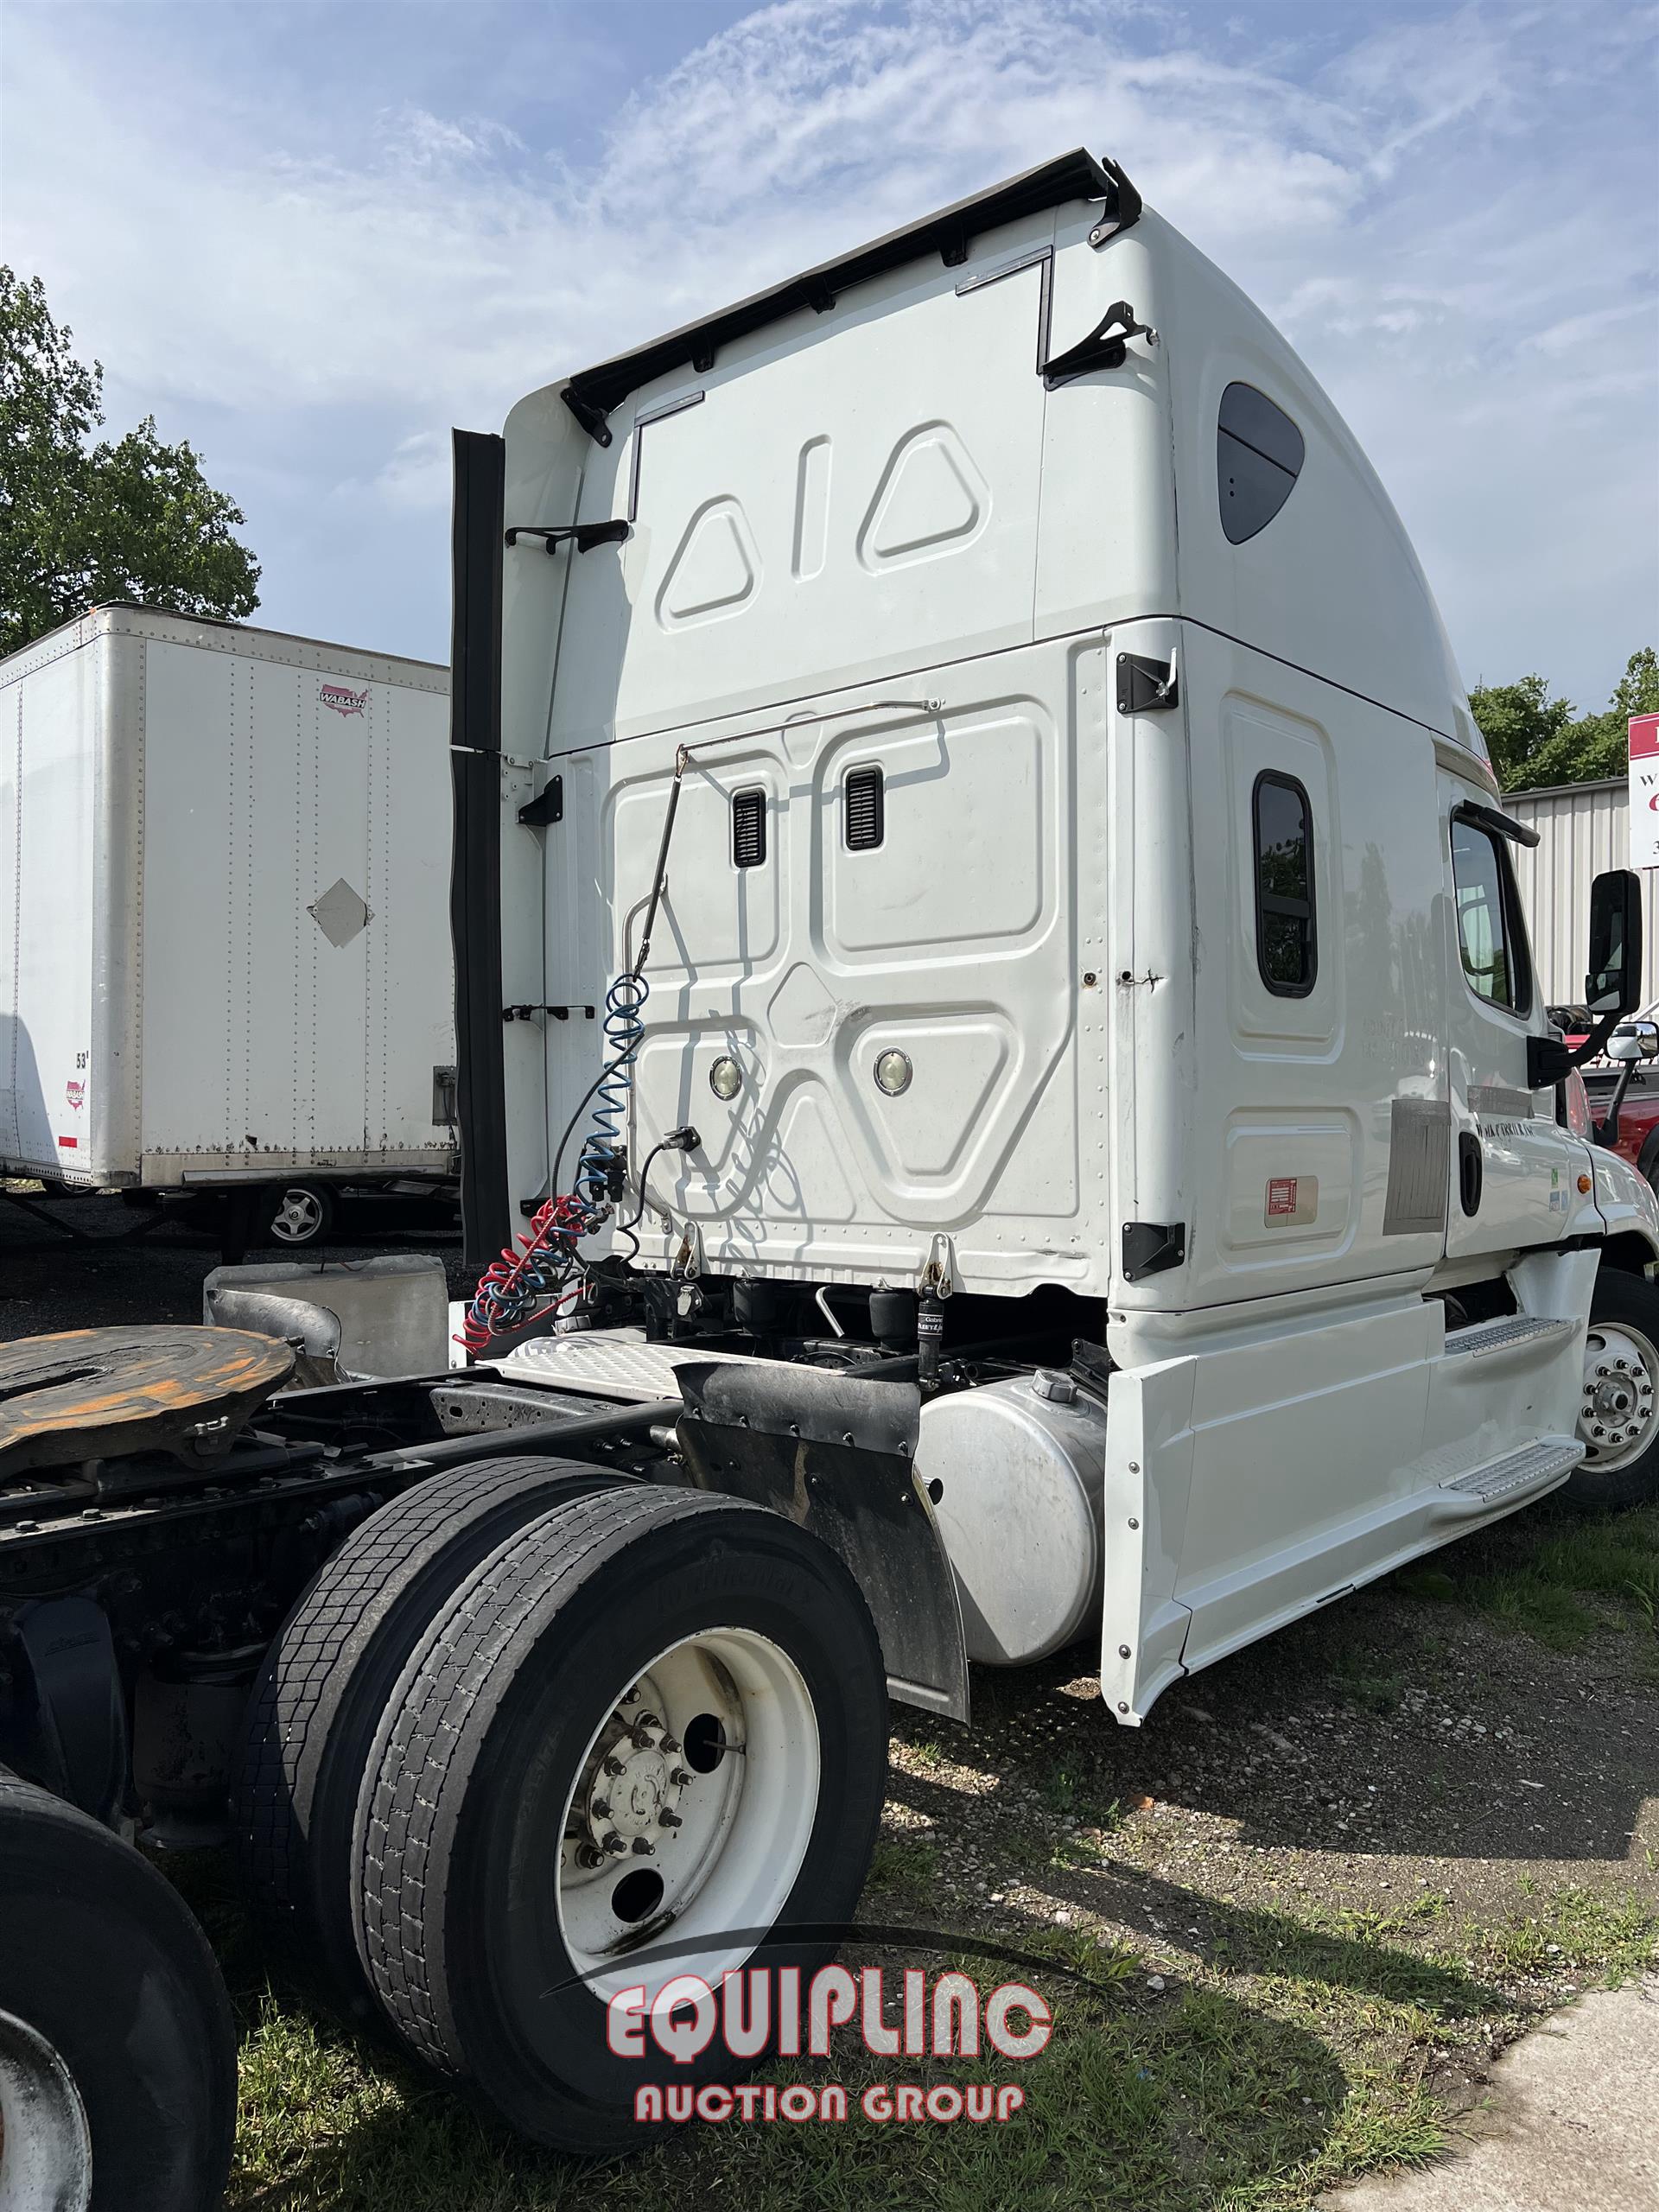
559, 149, 1139, 446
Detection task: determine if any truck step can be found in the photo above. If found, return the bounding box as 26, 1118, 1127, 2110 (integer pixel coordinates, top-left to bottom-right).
1438, 1437, 1583, 1505
1443, 1314, 1578, 1360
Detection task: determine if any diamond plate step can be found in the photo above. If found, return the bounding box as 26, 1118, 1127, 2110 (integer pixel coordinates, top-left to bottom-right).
1439, 1437, 1583, 1505
1444, 1315, 1577, 1360
499, 1328, 767, 1403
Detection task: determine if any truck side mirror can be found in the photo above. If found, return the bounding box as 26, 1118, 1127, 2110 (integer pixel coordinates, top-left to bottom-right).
1586, 869, 1643, 1018
1529, 868, 1645, 1088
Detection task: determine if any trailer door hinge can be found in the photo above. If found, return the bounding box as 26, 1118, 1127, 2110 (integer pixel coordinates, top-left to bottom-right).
504, 519, 631, 554
1122, 1221, 1185, 1281
518, 774, 563, 828
503, 1003, 595, 1023
1116, 651, 1179, 714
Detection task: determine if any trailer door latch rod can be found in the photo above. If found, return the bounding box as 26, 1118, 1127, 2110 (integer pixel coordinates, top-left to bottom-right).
504, 519, 632, 553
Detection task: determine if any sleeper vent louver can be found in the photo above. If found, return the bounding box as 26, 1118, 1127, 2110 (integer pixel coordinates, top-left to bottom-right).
845, 766, 885, 850
733, 789, 767, 868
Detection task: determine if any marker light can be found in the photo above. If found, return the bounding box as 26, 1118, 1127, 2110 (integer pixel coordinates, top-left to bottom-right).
874, 1049, 912, 1096
709, 1056, 743, 1102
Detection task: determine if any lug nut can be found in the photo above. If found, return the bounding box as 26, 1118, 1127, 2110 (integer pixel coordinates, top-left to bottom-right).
658, 1735, 681, 1756
658, 1808, 683, 1828
602, 1830, 627, 1855
591, 1798, 611, 1821
604, 1755, 627, 1777
632, 1837, 656, 1857
575, 1843, 606, 1869
670, 1768, 692, 1788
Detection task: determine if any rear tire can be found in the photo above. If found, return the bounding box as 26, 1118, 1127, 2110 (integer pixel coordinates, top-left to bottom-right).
1567, 1266, 1659, 1509
352, 1484, 888, 2152
236, 1455, 622, 2016
0, 1769, 237, 2212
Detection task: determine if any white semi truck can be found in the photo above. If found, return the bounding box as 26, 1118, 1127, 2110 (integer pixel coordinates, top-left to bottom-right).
0, 605, 458, 1253
1, 150, 1656, 2202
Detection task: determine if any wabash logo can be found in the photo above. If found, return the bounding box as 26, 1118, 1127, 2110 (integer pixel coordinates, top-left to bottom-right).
320, 682, 370, 717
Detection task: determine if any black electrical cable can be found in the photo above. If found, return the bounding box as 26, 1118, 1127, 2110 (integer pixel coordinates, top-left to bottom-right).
544, 747, 692, 1203
618, 1141, 673, 1237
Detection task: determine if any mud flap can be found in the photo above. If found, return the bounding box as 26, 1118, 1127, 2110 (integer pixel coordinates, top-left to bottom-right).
675, 1363, 970, 1722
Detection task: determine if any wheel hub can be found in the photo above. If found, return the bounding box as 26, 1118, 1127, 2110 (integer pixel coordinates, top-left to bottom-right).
1580, 1325, 1658, 1465
556, 1630, 821, 2003
577, 1707, 688, 1857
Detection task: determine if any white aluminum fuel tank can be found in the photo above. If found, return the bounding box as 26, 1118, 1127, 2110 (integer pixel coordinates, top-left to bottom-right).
916, 1372, 1108, 1666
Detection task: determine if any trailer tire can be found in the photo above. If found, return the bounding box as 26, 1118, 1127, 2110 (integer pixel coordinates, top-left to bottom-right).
0, 1768, 237, 2212
1567, 1267, 1659, 1509
237, 1454, 625, 2017
353, 1484, 887, 2153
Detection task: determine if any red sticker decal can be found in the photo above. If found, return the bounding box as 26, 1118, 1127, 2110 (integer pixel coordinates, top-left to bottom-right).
1266, 1177, 1299, 1218
57, 1135, 78, 1148
320, 682, 370, 717
65, 1078, 85, 1111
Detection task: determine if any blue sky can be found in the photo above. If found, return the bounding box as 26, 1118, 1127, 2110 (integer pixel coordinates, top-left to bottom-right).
3, 0, 1655, 708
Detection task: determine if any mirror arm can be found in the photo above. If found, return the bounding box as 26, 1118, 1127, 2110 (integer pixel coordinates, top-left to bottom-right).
1529, 1006, 1627, 1090
1595, 1058, 1636, 1147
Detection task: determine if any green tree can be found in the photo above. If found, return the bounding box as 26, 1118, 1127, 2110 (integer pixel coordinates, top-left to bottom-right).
1471, 651, 1659, 791
1466, 673, 1573, 791
0, 268, 258, 657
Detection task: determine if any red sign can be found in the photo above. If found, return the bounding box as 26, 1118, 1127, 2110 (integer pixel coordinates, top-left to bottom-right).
1267, 1177, 1299, 1218
1629, 718, 1659, 869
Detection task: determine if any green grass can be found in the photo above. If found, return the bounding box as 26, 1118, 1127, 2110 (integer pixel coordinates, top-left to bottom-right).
1397, 1503, 1659, 1648
201, 1840, 1659, 2212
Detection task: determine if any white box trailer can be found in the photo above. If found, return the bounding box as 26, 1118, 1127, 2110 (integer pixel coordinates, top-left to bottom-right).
0, 606, 456, 1243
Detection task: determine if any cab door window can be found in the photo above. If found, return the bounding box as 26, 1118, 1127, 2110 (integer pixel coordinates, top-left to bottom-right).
1451, 816, 1532, 1015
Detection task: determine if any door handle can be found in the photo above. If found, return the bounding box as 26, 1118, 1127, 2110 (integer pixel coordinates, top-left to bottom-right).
1459, 1131, 1484, 1217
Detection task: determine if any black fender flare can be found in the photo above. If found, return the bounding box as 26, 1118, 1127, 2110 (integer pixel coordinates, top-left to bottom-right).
675, 1362, 969, 1724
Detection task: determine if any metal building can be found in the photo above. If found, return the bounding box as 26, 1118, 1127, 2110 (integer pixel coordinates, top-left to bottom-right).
1506, 778, 1655, 1009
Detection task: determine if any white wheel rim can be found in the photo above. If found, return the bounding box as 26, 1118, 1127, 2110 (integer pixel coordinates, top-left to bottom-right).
1579, 1322, 1659, 1470
555, 1627, 820, 2005
0, 2007, 92, 2212
270, 1189, 323, 1243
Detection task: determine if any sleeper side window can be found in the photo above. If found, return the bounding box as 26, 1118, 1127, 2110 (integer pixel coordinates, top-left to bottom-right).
1218, 382, 1305, 544
1254, 772, 1316, 996
1451, 816, 1532, 1016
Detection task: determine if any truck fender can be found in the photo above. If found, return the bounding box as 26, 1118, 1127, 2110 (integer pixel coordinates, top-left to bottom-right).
674, 1361, 970, 1723
6, 1597, 127, 1825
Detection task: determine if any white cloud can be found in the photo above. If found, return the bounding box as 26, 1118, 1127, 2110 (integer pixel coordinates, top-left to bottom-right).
2, 0, 1652, 705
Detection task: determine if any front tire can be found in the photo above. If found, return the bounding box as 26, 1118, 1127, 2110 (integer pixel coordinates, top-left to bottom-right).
0, 1770, 237, 2212
1568, 1267, 1659, 1508
352, 1484, 888, 2152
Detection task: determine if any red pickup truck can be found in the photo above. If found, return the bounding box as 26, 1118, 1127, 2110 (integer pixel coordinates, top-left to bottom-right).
1564, 1005, 1659, 1188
